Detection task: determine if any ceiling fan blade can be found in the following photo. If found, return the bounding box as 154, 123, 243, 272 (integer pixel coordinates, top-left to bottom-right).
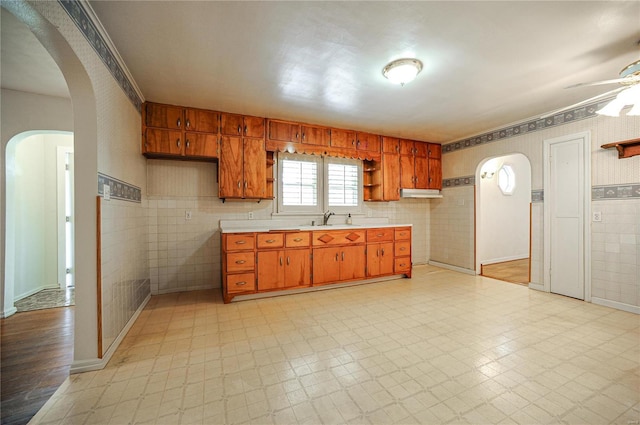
566, 75, 640, 89
540, 87, 626, 119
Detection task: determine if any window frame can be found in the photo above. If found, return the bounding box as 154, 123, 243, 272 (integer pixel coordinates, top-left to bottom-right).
275, 153, 363, 215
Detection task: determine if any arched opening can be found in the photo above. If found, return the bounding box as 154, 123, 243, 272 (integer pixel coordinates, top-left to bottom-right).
2, 1, 99, 368
476, 153, 532, 284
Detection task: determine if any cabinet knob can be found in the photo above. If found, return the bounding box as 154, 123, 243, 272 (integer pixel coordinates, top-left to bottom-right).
302, 132, 305, 141
287, 256, 290, 265
293, 238, 303, 242
342, 252, 345, 261
244, 181, 248, 189
177, 118, 181, 128
376, 233, 383, 237
295, 132, 299, 140
186, 140, 190, 149
381, 248, 385, 256
400, 247, 406, 251
186, 119, 190, 129
335, 253, 339, 261
244, 125, 248, 135
266, 239, 276, 243
376, 249, 379, 257
235, 240, 246, 245
237, 181, 241, 188
280, 257, 283, 266
177, 139, 181, 148
235, 260, 246, 264
235, 281, 247, 286
237, 125, 242, 134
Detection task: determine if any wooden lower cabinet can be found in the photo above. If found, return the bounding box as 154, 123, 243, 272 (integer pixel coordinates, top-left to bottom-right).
312, 245, 365, 285
257, 249, 310, 290
367, 242, 394, 277
222, 226, 411, 302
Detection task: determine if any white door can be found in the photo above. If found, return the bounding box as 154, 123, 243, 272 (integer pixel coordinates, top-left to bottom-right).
544, 134, 588, 300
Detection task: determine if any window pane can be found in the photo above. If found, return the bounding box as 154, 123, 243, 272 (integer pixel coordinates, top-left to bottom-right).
328, 163, 359, 206
282, 160, 318, 206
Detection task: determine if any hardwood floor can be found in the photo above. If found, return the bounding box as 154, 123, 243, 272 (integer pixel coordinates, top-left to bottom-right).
481, 258, 530, 285
1, 307, 73, 425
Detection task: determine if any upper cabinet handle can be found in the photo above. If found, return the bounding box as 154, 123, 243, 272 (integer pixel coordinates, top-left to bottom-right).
244, 125, 248, 135
302, 132, 306, 141
177, 118, 181, 128
280, 257, 283, 266
287, 256, 290, 265
381, 248, 385, 256
186, 119, 190, 129
237, 125, 242, 134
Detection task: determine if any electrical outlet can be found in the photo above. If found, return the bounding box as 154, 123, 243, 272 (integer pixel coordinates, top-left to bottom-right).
248, 212, 254, 220
592, 211, 602, 222
185, 210, 192, 220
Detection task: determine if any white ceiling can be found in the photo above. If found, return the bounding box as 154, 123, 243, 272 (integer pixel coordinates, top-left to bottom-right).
3, 2, 640, 143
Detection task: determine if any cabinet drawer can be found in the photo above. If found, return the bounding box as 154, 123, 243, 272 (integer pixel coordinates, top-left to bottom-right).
395, 227, 411, 241
395, 241, 411, 257
225, 234, 255, 251
286, 232, 310, 247
395, 258, 411, 273
227, 272, 255, 294
227, 252, 255, 272
367, 228, 394, 243
257, 233, 284, 249
312, 230, 365, 246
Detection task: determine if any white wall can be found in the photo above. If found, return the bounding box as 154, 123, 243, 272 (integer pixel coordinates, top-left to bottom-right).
478, 153, 531, 266
6, 133, 73, 300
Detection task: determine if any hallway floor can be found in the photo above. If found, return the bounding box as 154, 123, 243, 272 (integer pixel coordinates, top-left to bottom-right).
14, 288, 75, 313
0, 307, 74, 425
30, 265, 639, 424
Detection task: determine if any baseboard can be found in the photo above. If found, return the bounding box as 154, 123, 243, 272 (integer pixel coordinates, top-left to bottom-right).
153, 284, 219, 296
70, 292, 151, 374
481, 255, 528, 266
14, 285, 59, 302
428, 261, 477, 275
592, 297, 640, 315
0, 307, 17, 318
528, 282, 545, 291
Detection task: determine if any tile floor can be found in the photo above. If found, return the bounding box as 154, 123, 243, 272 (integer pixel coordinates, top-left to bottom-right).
30, 265, 639, 424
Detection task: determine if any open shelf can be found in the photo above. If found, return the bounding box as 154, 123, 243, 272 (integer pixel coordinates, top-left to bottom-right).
601, 137, 640, 159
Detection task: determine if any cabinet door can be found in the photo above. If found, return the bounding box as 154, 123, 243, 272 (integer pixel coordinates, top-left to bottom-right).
379, 242, 394, 276
414, 155, 429, 189
399, 140, 415, 156
367, 244, 380, 277
185, 132, 217, 158
257, 250, 285, 290
382, 153, 400, 201
220, 113, 245, 136
218, 136, 244, 198
312, 247, 341, 284
400, 154, 415, 189
244, 116, 265, 138
285, 249, 310, 287
243, 138, 266, 198
145, 129, 183, 155
428, 143, 441, 159
268, 120, 300, 143
185, 109, 219, 133
356, 132, 381, 152
340, 245, 366, 280
428, 158, 442, 189
414, 142, 428, 158
301, 125, 330, 146
382, 137, 400, 154
145, 103, 183, 130
330, 128, 356, 149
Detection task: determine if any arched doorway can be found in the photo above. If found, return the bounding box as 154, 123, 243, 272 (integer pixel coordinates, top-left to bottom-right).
476, 153, 532, 284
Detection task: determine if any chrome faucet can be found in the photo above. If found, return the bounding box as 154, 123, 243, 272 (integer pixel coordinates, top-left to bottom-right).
323, 211, 335, 225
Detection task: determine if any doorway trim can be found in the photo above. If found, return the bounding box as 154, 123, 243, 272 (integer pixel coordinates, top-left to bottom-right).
543, 131, 591, 301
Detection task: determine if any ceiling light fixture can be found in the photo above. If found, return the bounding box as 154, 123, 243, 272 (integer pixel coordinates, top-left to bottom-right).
596, 60, 640, 117
382, 58, 423, 86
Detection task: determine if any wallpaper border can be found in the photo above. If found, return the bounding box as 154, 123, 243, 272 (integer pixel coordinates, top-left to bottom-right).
58, 0, 143, 112
98, 173, 142, 203
592, 184, 640, 200
442, 97, 613, 154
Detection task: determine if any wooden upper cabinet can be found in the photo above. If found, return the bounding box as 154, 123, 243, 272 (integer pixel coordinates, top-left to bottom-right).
301, 125, 331, 146
145, 129, 183, 155
414, 154, 429, 189
221, 113, 265, 138
184, 108, 219, 133
242, 138, 267, 199
145, 103, 184, 130
382, 152, 400, 201
218, 136, 244, 199
268, 120, 300, 143
185, 132, 218, 158
428, 143, 441, 159
382, 137, 400, 154
399, 139, 415, 156
428, 157, 442, 189
356, 132, 381, 152
330, 128, 356, 149
414, 141, 428, 157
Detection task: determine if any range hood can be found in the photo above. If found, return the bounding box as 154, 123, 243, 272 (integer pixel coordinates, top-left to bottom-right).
400, 189, 443, 198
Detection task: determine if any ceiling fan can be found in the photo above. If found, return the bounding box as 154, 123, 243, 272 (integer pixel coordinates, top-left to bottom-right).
542, 58, 640, 118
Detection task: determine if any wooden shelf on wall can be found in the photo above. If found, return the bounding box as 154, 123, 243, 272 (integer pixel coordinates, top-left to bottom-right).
601, 137, 640, 159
